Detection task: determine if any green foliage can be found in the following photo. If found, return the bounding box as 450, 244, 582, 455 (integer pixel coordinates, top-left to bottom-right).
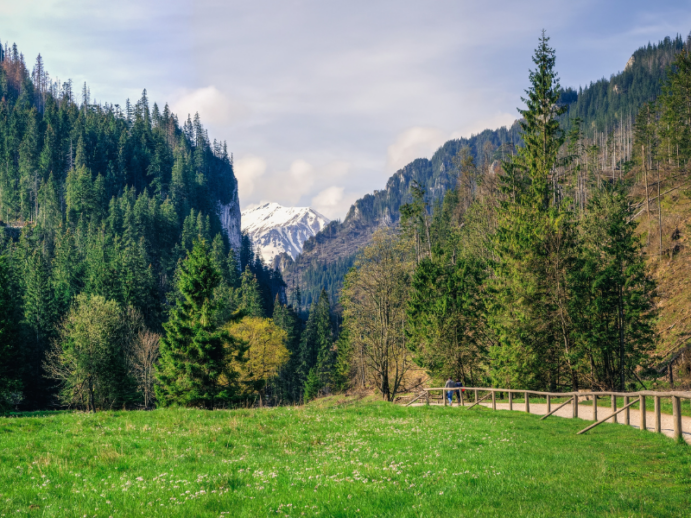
407, 255, 488, 385
297, 289, 333, 397
331, 327, 353, 393
491, 33, 577, 391
563, 35, 688, 135
272, 299, 303, 402
44, 293, 136, 411
0, 255, 20, 411
569, 186, 656, 389
401, 33, 659, 393
659, 48, 691, 164
239, 267, 265, 318
155, 240, 242, 409
302, 367, 320, 402
0, 43, 242, 409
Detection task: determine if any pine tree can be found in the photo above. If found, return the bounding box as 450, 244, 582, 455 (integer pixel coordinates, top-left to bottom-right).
272, 299, 302, 401
239, 267, 264, 318
492, 31, 576, 391
297, 289, 333, 398
407, 254, 488, 386
0, 255, 21, 411
569, 186, 656, 390
156, 240, 241, 409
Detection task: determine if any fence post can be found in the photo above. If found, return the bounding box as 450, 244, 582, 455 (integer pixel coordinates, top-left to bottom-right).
426, 391, 430, 406
492, 390, 496, 411
639, 395, 646, 432
593, 394, 597, 421
509, 391, 513, 411
444, 389, 448, 407
460, 389, 464, 407
673, 396, 682, 440
624, 396, 629, 425
525, 392, 530, 414
547, 395, 551, 414
611, 395, 617, 423
573, 394, 578, 418
475, 389, 478, 404
654, 396, 660, 433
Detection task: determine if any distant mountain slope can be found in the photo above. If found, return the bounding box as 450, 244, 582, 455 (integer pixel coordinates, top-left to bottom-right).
283, 33, 688, 310
281, 124, 522, 308
242, 203, 330, 264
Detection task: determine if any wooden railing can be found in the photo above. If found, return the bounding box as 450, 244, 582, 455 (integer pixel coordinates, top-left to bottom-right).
413, 386, 691, 440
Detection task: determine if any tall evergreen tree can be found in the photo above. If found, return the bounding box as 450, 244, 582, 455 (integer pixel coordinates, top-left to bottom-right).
239, 267, 264, 318
297, 289, 333, 398
569, 186, 656, 390
0, 255, 21, 411
272, 299, 302, 402
492, 32, 576, 391
156, 240, 242, 409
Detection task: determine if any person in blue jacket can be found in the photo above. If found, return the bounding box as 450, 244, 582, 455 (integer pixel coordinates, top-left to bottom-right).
455, 379, 464, 403
445, 377, 456, 404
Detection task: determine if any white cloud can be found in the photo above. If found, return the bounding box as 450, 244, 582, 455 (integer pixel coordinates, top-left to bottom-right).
171, 86, 249, 126
311, 186, 343, 216
234, 155, 267, 199
450, 112, 517, 140
311, 186, 358, 220
288, 159, 316, 186
387, 127, 448, 172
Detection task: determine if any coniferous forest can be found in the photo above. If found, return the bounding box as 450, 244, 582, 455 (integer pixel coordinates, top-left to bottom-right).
2, 31, 691, 412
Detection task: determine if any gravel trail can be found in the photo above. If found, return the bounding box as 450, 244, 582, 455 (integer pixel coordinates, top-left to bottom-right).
415, 398, 691, 443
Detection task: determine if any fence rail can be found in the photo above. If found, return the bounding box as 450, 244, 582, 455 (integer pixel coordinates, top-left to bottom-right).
418, 386, 691, 440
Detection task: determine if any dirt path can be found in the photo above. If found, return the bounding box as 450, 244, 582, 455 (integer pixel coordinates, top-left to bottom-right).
413, 400, 691, 443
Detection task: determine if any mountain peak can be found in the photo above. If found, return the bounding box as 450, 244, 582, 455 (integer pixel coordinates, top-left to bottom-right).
241, 204, 330, 263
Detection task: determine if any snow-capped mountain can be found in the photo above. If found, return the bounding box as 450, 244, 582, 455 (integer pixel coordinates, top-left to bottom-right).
241, 203, 330, 264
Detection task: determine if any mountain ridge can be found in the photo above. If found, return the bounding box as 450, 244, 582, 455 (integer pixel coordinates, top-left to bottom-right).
242, 203, 330, 264
282, 33, 689, 310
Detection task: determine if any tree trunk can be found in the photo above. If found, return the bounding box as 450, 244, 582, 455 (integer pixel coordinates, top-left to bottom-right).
657, 164, 663, 258
618, 283, 626, 391
88, 378, 95, 413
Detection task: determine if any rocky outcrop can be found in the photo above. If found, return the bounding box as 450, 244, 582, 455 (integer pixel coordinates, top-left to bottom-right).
217, 182, 242, 253
272, 252, 294, 272
625, 55, 635, 71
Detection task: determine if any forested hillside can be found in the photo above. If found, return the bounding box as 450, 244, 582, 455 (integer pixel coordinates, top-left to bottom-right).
0, 43, 251, 409
284, 34, 687, 311
335, 32, 691, 400
282, 125, 523, 309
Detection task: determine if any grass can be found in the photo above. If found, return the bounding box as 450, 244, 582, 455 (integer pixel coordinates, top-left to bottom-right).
1, 396, 690, 517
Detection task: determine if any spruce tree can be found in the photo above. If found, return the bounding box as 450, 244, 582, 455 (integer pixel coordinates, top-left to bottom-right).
272, 299, 302, 401
569, 186, 656, 390
156, 240, 241, 409
239, 267, 264, 318
493, 32, 576, 390
297, 289, 333, 398
0, 255, 20, 411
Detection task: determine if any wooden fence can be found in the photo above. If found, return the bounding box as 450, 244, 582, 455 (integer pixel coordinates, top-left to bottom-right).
407, 386, 691, 440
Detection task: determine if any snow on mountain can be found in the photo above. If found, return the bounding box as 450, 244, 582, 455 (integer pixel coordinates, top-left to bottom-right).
241, 203, 330, 264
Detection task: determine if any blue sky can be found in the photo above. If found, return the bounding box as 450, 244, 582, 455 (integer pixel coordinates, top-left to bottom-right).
2, 0, 691, 219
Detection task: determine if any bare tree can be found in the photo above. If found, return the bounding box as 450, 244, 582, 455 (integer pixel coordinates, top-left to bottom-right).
342, 230, 414, 401
130, 330, 160, 409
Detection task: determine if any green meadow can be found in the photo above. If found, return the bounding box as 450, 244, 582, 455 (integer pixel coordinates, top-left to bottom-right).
1, 397, 689, 517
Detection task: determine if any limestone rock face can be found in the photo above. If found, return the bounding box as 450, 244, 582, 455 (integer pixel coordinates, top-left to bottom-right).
625, 55, 635, 71
217, 183, 242, 253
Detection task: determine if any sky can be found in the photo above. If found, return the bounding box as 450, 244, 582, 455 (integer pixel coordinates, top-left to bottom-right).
2, 0, 691, 219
